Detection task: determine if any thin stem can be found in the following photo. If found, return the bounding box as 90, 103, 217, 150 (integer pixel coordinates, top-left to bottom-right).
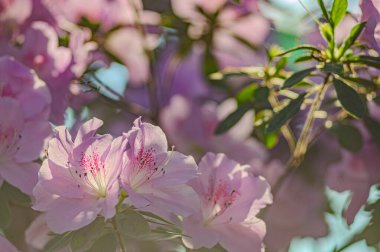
127, 0, 159, 122
271, 74, 331, 194
82, 75, 151, 117
268, 94, 297, 153
112, 218, 127, 252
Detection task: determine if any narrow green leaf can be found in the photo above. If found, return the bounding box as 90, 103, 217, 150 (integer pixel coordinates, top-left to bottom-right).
266, 93, 306, 133
282, 67, 315, 89
294, 55, 314, 63
0, 194, 11, 229
117, 209, 150, 238
333, 78, 367, 118
364, 117, 380, 148
346, 55, 380, 69
319, 23, 334, 45
331, 0, 348, 27
318, 0, 330, 22
343, 77, 377, 91
331, 123, 363, 152
254, 124, 279, 149
275, 57, 288, 72
338, 22, 367, 58
275, 45, 321, 57
214, 103, 252, 135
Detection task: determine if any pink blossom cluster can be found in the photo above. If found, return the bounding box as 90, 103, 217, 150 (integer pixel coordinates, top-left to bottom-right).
32, 117, 272, 252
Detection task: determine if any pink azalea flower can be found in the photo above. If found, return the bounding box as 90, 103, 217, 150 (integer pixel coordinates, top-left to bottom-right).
120, 118, 199, 217
0, 235, 18, 252
182, 153, 272, 252
360, 0, 380, 53
160, 95, 267, 163
0, 56, 51, 195
33, 118, 126, 233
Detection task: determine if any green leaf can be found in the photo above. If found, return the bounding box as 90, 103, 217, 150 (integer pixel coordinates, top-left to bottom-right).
44, 232, 73, 252
364, 117, 380, 148
282, 67, 315, 89
275, 57, 288, 72
70, 218, 106, 252
266, 93, 306, 133
337, 22, 366, 58
323, 63, 344, 75
236, 84, 257, 106
84, 233, 117, 252
343, 77, 377, 91
294, 55, 314, 63
319, 23, 334, 45
214, 103, 252, 135
254, 124, 279, 149
331, 0, 348, 28
331, 123, 363, 152
275, 45, 320, 57
116, 209, 150, 238
346, 55, 380, 69
0, 194, 11, 229
333, 78, 367, 118
2, 182, 31, 205
318, 0, 330, 22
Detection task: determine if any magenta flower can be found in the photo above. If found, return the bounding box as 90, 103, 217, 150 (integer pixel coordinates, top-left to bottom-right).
33, 118, 126, 233
0, 56, 51, 195
182, 153, 272, 252
120, 118, 199, 217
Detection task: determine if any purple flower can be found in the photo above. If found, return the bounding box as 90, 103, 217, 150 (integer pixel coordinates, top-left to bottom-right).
120, 118, 199, 217
0, 56, 51, 195
33, 118, 126, 233
182, 153, 272, 252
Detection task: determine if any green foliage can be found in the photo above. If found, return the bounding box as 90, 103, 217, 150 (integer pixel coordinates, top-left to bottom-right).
330, 122, 363, 152
214, 103, 253, 135
84, 233, 117, 252
275, 45, 320, 57
282, 67, 315, 89
0, 192, 11, 229
116, 208, 150, 238
70, 218, 107, 252
266, 93, 306, 133
363, 117, 380, 148
44, 232, 74, 252
333, 78, 367, 118
337, 22, 367, 59
330, 0, 348, 28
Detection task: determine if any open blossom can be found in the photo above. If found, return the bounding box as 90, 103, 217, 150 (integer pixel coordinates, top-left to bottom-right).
360, 0, 380, 53
182, 153, 272, 252
0, 56, 51, 195
33, 118, 126, 233
120, 118, 199, 217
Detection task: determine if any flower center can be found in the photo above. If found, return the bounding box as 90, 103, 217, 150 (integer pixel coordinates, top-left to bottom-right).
203, 179, 240, 224
129, 147, 169, 190
0, 125, 22, 163
68, 150, 108, 198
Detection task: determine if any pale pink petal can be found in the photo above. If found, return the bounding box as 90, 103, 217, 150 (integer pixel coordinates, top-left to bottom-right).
182, 215, 220, 249
74, 117, 103, 146
0, 162, 39, 195
0, 235, 18, 252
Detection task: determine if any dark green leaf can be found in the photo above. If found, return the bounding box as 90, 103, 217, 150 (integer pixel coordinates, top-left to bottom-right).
294, 55, 314, 63
331, 0, 348, 27
343, 77, 377, 91
84, 233, 117, 252
44, 232, 73, 252
215, 103, 252, 135
323, 63, 344, 75
331, 123, 363, 152
117, 209, 150, 238
347, 55, 380, 69
2, 182, 31, 205
266, 93, 306, 133
254, 124, 279, 149
275, 45, 320, 57
333, 78, 367, 118
282, 67, 315, 89
275, 57, 288, 72
364, 117, 380, 148
373, 96, 380, 106
318, 0, 330, 22
0, 194, 11, 229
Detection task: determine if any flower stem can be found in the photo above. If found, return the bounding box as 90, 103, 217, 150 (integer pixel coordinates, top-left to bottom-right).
272, 74, 331, 194
112, 218, 127, 252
